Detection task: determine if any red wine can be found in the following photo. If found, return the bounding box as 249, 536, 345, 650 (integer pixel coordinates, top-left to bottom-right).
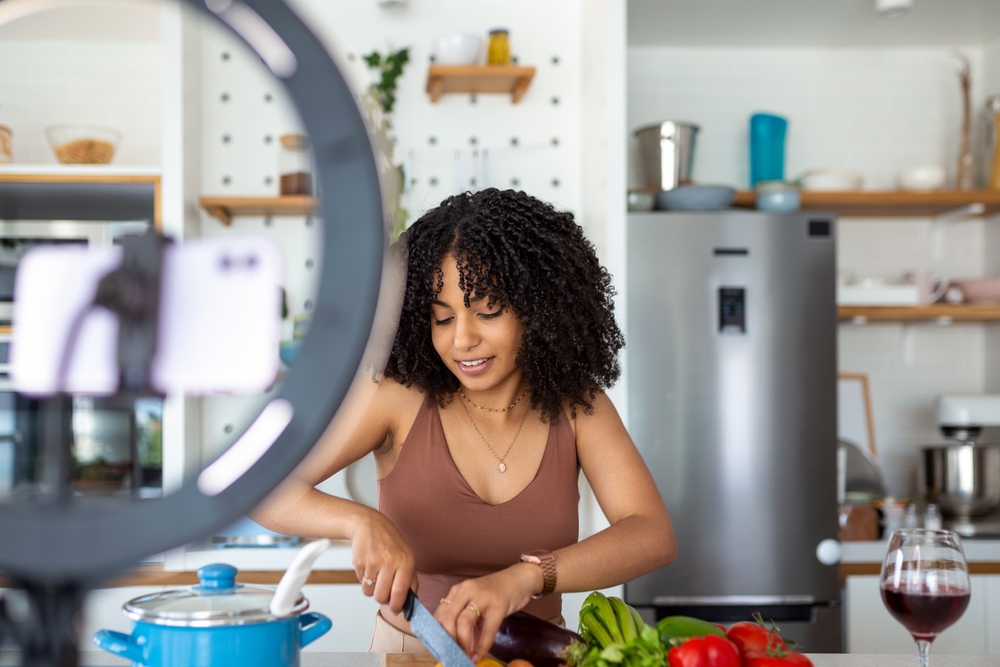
881, 587, 970, 639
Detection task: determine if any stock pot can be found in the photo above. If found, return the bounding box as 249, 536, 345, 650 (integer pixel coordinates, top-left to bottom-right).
93, 563, 331, 667
921, 443, 1000, 518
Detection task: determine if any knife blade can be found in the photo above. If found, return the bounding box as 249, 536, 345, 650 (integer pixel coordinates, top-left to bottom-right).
403, 590, 477, 667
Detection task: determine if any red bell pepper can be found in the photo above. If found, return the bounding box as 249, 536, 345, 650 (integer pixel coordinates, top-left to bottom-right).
666, 634, 741, 667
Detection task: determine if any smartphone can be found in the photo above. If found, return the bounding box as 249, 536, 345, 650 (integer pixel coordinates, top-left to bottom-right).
10, 237, 283, 396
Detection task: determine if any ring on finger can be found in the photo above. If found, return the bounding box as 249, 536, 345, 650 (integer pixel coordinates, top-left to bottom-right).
440, 598, 451, 605
465, 602, 481, 618
362, 577, 375, 586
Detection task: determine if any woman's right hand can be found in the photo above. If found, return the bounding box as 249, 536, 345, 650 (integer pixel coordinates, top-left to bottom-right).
347, 505, 417, 616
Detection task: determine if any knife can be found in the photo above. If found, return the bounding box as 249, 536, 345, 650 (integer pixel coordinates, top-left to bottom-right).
403, 590, 477, 667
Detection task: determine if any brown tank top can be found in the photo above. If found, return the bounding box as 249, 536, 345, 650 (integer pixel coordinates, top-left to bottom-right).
378, 397, 580, 621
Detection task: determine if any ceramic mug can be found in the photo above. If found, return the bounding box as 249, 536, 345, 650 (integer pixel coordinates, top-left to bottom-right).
905, 270, 949, 304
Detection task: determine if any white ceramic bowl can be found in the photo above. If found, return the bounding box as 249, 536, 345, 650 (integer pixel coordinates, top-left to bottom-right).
432, 33, 482, 65
898, 166, 946, 191
796, 168, 864, 192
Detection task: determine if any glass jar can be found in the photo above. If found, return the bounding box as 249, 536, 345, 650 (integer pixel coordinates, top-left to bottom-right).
0, 125, 12, 163
279, 133, 312, 196
487, 29, 510, 65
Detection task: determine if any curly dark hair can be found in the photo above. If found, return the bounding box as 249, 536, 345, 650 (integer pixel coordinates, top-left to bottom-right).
383, 188, 624, 421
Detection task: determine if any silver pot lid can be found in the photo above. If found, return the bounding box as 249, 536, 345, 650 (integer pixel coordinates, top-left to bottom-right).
124, 563, 308, 627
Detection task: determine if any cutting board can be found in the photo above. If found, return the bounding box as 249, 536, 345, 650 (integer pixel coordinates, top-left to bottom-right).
382, 653, 440, 667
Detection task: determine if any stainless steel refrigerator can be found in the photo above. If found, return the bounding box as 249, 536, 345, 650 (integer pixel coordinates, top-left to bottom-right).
624, 211, 841, 652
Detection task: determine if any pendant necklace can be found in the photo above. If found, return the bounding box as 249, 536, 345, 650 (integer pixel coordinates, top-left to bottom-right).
460, 399, 529, 473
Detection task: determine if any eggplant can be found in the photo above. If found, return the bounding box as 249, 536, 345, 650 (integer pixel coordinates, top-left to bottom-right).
490, 611, 585, 667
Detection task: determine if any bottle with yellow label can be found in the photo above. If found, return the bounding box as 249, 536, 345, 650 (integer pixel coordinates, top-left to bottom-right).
487, 29, 510, 65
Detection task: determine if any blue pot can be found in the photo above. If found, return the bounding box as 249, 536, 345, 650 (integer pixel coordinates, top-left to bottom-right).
94, 563, 331, 667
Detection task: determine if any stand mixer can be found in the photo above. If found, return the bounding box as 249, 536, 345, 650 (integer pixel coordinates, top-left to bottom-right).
921, 394, 1000, 537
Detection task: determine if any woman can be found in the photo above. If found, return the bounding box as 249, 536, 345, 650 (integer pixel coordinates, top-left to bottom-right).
253, 188, 675, 659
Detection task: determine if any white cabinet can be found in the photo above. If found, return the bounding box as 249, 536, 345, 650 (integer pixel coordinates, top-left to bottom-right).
300, 584, 379, 653
845, 575, 996, 654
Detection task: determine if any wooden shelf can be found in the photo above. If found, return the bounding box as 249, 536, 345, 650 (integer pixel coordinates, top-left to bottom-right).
425, 65, 536, 104
838, 305, 1000, 322
733, 189, 1000, 217
199, 195, 318, 226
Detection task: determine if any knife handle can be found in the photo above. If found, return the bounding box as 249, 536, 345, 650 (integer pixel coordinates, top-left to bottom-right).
403, 589, 418, 621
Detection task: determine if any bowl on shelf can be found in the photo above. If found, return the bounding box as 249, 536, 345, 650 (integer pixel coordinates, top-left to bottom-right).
755, 181, 800, 212
45, 124, 121, 164
951, 277, 1000, 303
898, 166, 946, 191
796, 168, 864, 191
656, 185, 737, 211
432, 33, 482, 65
627, 191, 656, 212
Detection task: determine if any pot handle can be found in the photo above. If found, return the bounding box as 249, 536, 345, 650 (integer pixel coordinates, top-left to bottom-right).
93, 629, 145, 663
298, 611, 332, 647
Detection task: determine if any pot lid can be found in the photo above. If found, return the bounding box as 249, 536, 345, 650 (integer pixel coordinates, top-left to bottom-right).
123, 564, 308, 627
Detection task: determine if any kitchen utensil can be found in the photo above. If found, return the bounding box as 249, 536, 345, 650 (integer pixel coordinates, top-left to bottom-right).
749, 113, 787, 186
956, 53, 974, 191
899, 166, 946, 191
950, 277, 1000, 303
977, 95, 1000, 189
920, 444, 1000, 518
796, 168, 864, 191
487, 29, 510, 65
627, 191, 656, 212
271, 538, 331, 617
754, 181, 800, 212
433, 33, 482, 66
634, 121, 700, 191
879, 529, 970, 667
655, 184, 736, 211
280, 340, 301, 367
45, 124, 120, 164
0, 125, 11, 163
93, 563, 332, 667
402, 590, 476, 667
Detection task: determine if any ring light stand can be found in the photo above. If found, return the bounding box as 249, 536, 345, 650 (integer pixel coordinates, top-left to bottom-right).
0, 1, 385, 665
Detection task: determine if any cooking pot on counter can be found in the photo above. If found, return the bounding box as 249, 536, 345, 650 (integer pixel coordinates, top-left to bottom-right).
93, 563, 331, 667
920, 443, 1000, 518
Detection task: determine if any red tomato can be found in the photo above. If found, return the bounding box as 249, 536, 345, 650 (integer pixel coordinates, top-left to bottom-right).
744, 650, 814, 667
667, 635, 741, 667
725, 621, 787, 655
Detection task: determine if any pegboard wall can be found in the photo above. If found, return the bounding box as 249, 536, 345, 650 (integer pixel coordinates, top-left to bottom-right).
192, 0, 587, 468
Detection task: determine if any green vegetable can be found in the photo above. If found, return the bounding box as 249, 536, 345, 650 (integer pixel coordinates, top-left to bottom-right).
610, 597, 639, 643
566, 625, 666, 667
655, 616, 727, 644
581, 611, 616, 650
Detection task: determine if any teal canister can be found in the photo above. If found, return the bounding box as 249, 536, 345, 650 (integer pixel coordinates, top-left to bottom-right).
749, 113, 788, 186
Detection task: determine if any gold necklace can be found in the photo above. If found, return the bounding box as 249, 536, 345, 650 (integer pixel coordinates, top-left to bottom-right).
460, 400, 529, 473
459, 387, 529, 413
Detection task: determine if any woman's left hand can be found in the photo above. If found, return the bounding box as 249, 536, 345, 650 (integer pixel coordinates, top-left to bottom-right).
434, 563, 542, 661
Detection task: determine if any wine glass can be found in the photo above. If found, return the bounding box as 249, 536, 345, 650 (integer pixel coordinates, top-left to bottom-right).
880, 529, 971, 667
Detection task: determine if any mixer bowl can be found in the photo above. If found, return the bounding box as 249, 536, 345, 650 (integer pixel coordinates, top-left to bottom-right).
920, 444, 1000, 518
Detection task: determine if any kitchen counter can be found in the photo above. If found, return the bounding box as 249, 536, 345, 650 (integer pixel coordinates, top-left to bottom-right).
842, 539, 1000, 564
2, 652, 998, 667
